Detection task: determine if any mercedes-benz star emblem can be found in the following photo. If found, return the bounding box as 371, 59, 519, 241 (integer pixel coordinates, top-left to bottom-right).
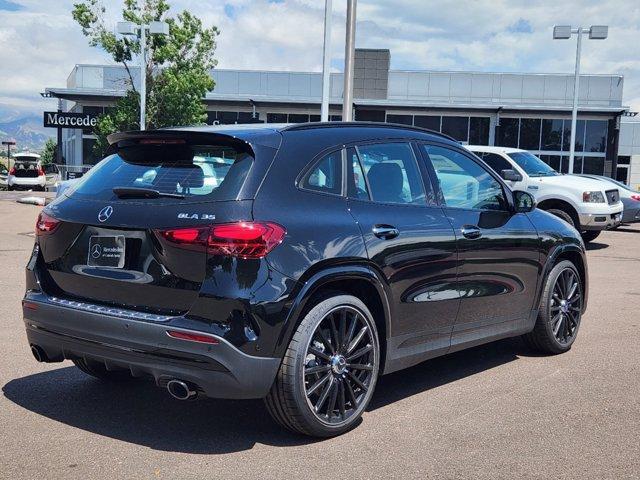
91, 244, 102, 259
98, 205, 113, 223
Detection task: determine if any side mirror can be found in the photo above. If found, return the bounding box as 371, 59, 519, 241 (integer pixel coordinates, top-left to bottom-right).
513, 190, 536, 213
501, 169, 523, 182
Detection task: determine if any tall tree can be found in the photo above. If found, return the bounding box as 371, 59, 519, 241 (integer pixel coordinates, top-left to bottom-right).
72, 0, 219, 156
40, 138, 57, 165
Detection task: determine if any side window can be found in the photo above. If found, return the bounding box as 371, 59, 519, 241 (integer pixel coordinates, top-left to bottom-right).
357, 142, 426, 205
346, 147, 369, 200
477, 152, 513, 176
301, 150, 342, 195
422, 145, 508, 211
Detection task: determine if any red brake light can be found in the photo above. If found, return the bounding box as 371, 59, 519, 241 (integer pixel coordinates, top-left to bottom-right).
158, 221, 286, 259
35, 211, 60, 235
631, 194, 640, 202
37, 167, 45, 176
9, 167, 15, 175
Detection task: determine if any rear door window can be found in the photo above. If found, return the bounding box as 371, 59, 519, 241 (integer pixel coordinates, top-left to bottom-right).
69, 144, 253, 202
356, 142, 426, 205
300, 150, 342, 195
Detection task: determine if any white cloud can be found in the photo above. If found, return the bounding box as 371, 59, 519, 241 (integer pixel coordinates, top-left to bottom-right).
1, 0, 639, 114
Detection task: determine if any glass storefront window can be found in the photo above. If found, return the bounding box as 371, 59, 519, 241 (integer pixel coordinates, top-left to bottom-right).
541, 119, 563, 151
496, 118, 519, 148
539, 154, 562, 172
519, 118, 541, 150
582, 157, 605, 175
414, 115, 440, 131
354, 109, 386, 122
573, 156, 583, 174
584, 120, 607, 152
267, 113, 287, 123
469, 117, 490, 145
288, 114, 310, 123
441, 116, 469, 142
386, 114, 413, 125
573, 120, 586, 152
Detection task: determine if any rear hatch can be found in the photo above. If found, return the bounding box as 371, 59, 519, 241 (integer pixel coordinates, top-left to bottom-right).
37, 131, 277, 315
14, 160, 40, 178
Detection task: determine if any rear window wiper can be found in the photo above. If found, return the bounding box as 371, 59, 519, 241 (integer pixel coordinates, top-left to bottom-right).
112, 186, 185, 199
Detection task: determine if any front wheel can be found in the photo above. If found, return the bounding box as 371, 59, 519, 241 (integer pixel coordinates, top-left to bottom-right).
265, 294, 380, 437
523, 260, 583, 354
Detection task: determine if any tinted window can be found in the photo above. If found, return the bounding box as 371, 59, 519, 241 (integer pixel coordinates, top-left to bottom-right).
496, 118, 519, 148
267, 113, 287, 123
70, 144, 253, 202
354, 110, 386, 122
288, 114, 310, 123
479, 153, 513, 175
423, 145, 507, 211
519, 118, 541, 150
346, 147, 369, 200
386, 114, 413, 125
301, 150, 342, 195
442, 116, 469, 142
469, 117, 490, 145
541, 119, 563, 151
357, 143, 425, 205
583, 157, 605, 175
414, 115, 440, 131
584, 120, 607, 152
507, 151, 558, 177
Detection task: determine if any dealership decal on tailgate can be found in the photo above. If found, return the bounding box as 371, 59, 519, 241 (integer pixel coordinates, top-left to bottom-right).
87, 236, 126, 268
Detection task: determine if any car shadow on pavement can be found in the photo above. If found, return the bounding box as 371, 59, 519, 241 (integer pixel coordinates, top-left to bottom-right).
3, 338, 525, 453
585, 242, 608, 251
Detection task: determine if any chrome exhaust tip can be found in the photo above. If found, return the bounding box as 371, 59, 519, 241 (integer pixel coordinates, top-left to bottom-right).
30, 344, 47, 363
166, 379, 197, 400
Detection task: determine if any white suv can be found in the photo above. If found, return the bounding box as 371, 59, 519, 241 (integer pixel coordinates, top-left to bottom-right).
467, 146, 623, 242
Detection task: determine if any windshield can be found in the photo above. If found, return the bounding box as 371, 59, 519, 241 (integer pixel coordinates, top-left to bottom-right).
69, 143, 253, 202
507, 152, 559, 177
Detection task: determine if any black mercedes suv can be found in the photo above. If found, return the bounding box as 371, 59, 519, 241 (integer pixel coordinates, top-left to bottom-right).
23, 123, 588, 437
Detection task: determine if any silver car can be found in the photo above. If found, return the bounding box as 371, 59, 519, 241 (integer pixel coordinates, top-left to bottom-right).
579, 175, 640, 224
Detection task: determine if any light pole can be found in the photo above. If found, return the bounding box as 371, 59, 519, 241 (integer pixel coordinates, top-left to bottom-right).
342, 0, 357, 122
320, 0, 333, 122
553, 25, 608, 174
117, 20, 170, 130
2, 140, 16, 172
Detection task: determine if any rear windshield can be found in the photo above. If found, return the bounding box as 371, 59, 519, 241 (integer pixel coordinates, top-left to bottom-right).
68, 144, 253, 202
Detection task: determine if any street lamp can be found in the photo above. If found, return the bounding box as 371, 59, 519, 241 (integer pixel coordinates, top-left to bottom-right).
117, 20, 170, 130
553, 25, 608, 174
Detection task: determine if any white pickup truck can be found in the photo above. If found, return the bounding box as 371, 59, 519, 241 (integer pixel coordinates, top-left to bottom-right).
467, 146, 623, 242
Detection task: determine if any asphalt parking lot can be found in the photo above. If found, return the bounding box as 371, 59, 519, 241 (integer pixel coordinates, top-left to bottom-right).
1, 197, 639, 480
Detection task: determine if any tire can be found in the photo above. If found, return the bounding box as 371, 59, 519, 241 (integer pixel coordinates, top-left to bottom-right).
546, 208, 576, 228
73, 358, 133, 381
265, 293, 380, 437
580, 230, 601, 243
523, 260, 583, 354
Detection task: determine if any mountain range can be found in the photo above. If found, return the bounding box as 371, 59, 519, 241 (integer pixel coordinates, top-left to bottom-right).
0, 107, 53, 153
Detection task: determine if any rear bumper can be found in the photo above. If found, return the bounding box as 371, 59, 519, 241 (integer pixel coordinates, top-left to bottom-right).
8, 176, 45, 188
22, 291, 280, 399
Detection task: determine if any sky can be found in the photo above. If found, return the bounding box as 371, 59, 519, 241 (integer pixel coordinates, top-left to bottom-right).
1, 0, 639, 119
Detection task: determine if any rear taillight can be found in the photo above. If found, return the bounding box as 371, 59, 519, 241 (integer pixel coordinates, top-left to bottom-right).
166, 329, 220, 344
35, 211, 60, 235
37, 167, 45, 176
158, 221, 286, 259
8, 167, 15, 175
631, 194, 640, 202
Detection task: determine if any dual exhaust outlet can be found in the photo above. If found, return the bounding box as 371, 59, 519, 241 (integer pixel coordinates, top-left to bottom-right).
30, 343, 198, 401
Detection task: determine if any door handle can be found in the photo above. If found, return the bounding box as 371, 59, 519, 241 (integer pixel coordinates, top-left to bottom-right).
461, 225, 482, 240
372, 224, 400, 240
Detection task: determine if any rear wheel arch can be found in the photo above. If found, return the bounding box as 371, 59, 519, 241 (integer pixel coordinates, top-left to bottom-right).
277, 265, 392, 369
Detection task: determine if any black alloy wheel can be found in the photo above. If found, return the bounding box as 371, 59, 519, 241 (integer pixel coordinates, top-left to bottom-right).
303, 305, 376, 425
265, 294, 380, 437
549, 267, 582, 345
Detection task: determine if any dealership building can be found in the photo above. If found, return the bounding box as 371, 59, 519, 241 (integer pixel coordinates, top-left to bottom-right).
44, 49, 639, 184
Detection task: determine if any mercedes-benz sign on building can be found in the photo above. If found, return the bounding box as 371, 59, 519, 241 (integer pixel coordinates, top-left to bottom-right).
44, 49, 639, 186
